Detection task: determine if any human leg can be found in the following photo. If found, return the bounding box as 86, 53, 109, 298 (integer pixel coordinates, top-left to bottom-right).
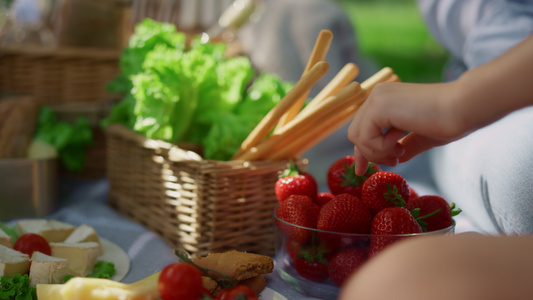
430, 106, 533, 234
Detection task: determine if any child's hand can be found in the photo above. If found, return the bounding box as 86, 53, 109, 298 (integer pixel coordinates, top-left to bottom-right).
348, 81, 467, 175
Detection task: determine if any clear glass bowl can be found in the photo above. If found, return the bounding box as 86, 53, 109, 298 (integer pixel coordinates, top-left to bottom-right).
273, 208, 455, 299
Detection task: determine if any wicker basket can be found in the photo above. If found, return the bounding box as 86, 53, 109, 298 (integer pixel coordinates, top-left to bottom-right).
0, 46, 122, 104
106, 124, 304, 256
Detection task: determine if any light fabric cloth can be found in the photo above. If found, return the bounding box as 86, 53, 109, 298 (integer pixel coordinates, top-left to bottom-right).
13, 179, 325, 299
418, 0, 533, 234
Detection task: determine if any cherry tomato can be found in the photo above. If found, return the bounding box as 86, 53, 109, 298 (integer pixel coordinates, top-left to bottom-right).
13, 233, 51, 256
216, 285, 257, 300
158, 262, 203, 300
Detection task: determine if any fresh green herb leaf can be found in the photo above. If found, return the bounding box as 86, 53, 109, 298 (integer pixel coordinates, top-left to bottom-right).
0, 274, 37, 300
62, 274, 74, 283
0, 224, 18, 243
33, 106, 93, 172
88, 261, 116, 279
63, 261, 116, 283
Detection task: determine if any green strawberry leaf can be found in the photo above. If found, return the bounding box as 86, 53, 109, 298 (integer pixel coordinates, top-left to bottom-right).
280, 160, 302, 178
340, 162, 377, 187
450, 203, 462, 216
296, 233, 330, 265
383, 183, 406, 207
410, 207, 442, 232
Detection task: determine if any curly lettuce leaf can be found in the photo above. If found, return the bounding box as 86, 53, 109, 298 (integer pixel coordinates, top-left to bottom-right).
107, 19, 186, 95
103, 19, 294, 161
0, 274, 36, 300
131, 46, 219, 142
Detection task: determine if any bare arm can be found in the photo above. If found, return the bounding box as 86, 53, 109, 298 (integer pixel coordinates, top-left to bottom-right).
348, 33, 533, 175
340, 233, 533, 300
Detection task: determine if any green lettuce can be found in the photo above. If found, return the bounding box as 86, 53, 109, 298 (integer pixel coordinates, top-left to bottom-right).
103, 19, 293, 161
0, 274, 36, 300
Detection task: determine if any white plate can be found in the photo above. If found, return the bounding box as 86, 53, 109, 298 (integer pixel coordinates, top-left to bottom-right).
259, 287, 289, 300
99, 238, 130, 281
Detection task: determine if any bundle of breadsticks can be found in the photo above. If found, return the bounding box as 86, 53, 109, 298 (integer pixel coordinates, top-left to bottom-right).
232, 29, 399, 161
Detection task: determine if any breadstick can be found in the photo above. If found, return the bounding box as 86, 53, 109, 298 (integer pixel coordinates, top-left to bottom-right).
274, 29, 333, 132
238, 82, 361, 161
387, 73, 401, 82
361, 67, 394, 91
267, 91, 368, 160
272, 69, 395, 159
232, 61, 329, 159
302, 62, 359, 113
275, 82, 362, 137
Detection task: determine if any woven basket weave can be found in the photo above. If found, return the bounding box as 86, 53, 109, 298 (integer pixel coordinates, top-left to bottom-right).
106, 124, 303, 256
0, 46, 121, 104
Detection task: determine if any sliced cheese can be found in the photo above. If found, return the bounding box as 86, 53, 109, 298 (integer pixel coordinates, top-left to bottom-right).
0, 244, 30, 277
30, 251, 70, 287
50, 242, 100, 277
64, 224, 102, 255
36, 271, 161, 300
0, 228, 12, 248
17, 219, 75, 242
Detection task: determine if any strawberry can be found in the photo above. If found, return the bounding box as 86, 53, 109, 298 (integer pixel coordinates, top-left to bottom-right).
293, 255, 329, 283
317, 194, 372, 235
327, 156, 381, 198
291, 237, 331, 282
408, 187, 419, 202
407, 195, 461, 231
286, 240, 303, 260
369, 206, 422, 257
361, 171, 410, 215
275, 161, 318, 204
327, 247, 368, 287
316, 192, 334, 207
276, 195, 320, 244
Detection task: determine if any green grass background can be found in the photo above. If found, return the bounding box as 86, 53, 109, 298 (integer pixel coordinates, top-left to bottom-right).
338, 0, 449, 83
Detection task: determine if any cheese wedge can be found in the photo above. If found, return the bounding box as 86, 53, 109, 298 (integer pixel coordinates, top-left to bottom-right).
30, 251, 70, 287
17, 219, 75, 242
64, 224, 103, 255
36, 271, 160, 300
0, 228, 12, 248
0, 244, 30, 277
50, 242, 100, 277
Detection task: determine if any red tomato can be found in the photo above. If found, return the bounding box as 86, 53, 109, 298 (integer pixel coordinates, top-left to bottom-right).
158, 262, 203, 300
216, 285, 257, 300
13, 233, 51, 256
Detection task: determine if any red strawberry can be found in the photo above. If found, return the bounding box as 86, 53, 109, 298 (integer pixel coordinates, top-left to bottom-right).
328, 247, 368, 287
408, 187, 419, 202
275, 161, 318, 204
293, 255, 329, 283
327, 156, 381, 198
362, 171, 410, 215
316, 192, 334, 207
317, 194, 372, 235
407, 195, 461, 231
369, 206, 422, 257
291, 238, 331, 282
276, 195, 320, 243
286, 240, 302, 260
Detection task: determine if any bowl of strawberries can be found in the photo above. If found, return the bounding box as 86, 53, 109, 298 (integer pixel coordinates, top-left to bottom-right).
272, 156, 460, 299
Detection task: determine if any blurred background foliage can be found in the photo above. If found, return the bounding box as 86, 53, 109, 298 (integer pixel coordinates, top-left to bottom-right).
338, 0, 449, 83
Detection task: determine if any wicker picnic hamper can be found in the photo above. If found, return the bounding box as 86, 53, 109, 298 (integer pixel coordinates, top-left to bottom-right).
0, 46, 121, 105
106, 124, 304, 256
